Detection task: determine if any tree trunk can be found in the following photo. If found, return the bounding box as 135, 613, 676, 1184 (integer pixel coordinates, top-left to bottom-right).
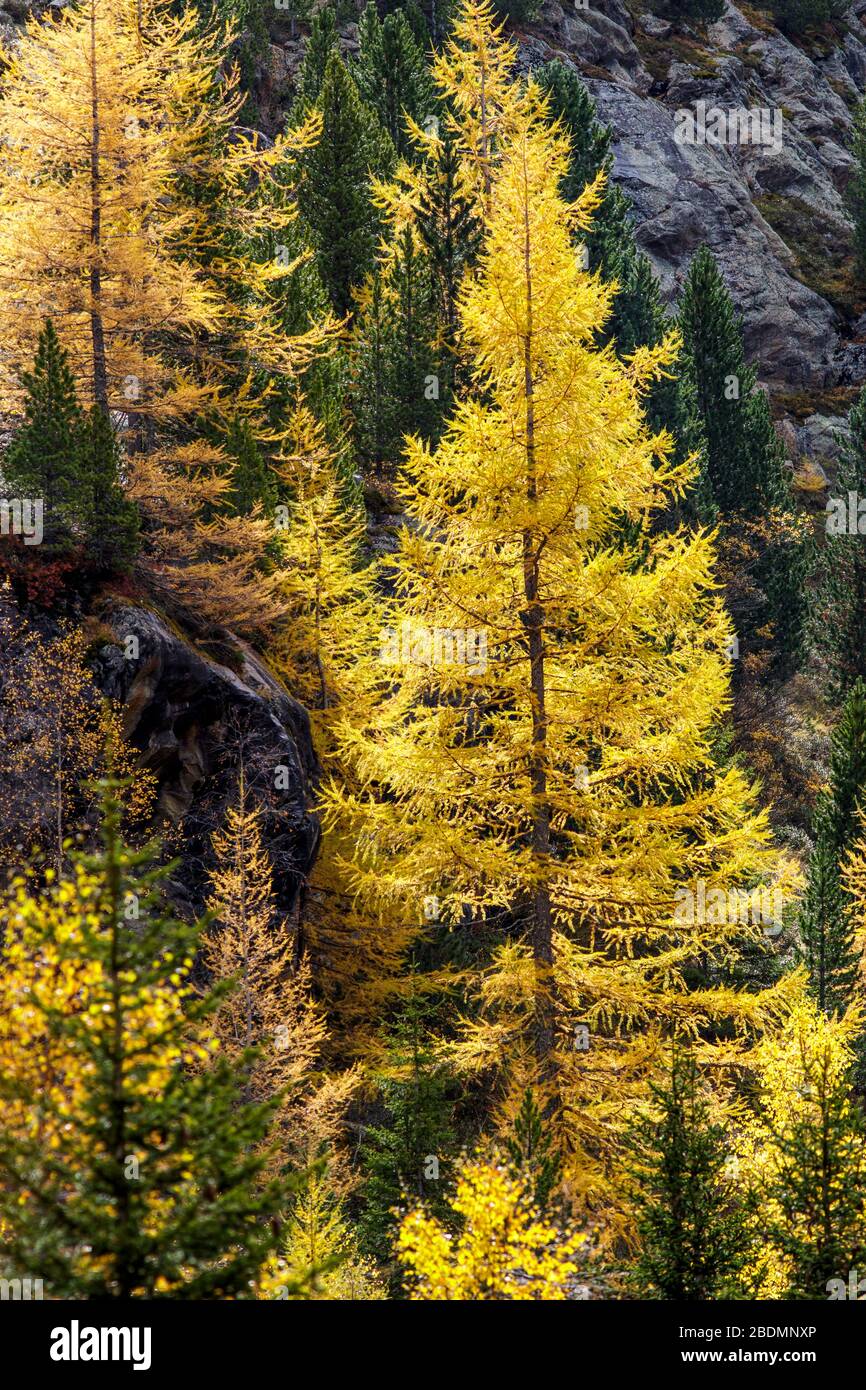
89, 0, 109, 413
519, 149, 556, 1073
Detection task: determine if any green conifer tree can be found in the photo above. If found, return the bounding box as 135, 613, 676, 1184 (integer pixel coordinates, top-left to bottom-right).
393, 0, 452, 45
535, 62, 660, 354
277, 0, 312, 43
798, 681, 866, 1019
628, 1046, 755, 1300
292, 6, 340, 111
351, 227, 443, 468
394, 0, 439, 44
3, 326, 138, 570
678, 245, 787, 515
295, 52, 396, 318
224, 415, 277, 516
536, 61, 710, 516
271, 215, 351, 458
798, 840, 858, 1018
0, 768, 290, 1299
679, 245, 807, 663
409, 119, 481, 399
359, 988, 454, 1268
355, 3, 434, 159
807, 391, 866, 699
78, 406, 140, 572
505, 1087, 562, 1211
2, 320, 83, 549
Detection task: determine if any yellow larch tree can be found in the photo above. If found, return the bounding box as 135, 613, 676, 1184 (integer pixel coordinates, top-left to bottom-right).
0, 0, 338, 637
127, 442, 289, 639
429, 0, 523, 216
371, 0, 523, 361
203, 765, 357, 1190
271, 406, 382, 739
841, 828, 866, 990
259, 1166, 386, 1301
335, 90, 799, 1225
0, 620, 154, 873
396, 1155, 584, 1300
269, 407, 416, 1060
0, 0, 332, 428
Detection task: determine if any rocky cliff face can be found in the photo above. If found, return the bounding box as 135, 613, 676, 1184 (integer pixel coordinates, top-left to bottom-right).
0, 594, 320, 920
519, 1, 866, 467
93, 603, 320, 919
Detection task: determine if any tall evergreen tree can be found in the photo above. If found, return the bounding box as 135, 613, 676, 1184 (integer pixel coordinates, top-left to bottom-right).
355, 3, 435, 158
77, 405, 140, 572
272, 215, 351, 460
798, 840, 858, 1018
292, 6, 340, 111
535, 60, 657, 355
359, 988, 454, 1268
808, 390, 866, 699
395, 119, 482, 403
351, 227, 443, 468
679, 245, 807, 663
0, 768, 289, 1299
628, 1047, 755, 1300
2, 320, 83, 548
223, 415, 277, 517
295, 52, 395, 317
798, 680, 866, 1016
678, 245, 787, 515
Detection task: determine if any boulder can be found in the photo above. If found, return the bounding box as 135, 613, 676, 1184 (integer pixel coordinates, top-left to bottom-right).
94, 603, 320, 921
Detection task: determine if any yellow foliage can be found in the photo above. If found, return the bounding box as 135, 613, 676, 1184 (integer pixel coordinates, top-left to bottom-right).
336, 87, 796, 1224
0, 620, 154, 870
0, 0, 335, 425
430, 0, 524, 214
128, 444, 288, 638
396, 1156, 583, 1300
842, 831, 866, 991
0, 861, 203, 1196
734, 981, 866, 1298
204, 769, 358, 1191
258, 1168, 386, 1302
269, 408, 416, 1056
271, 407, 382, 736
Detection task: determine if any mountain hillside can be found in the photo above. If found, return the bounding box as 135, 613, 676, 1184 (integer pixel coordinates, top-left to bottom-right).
4, 0, 866, 1320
